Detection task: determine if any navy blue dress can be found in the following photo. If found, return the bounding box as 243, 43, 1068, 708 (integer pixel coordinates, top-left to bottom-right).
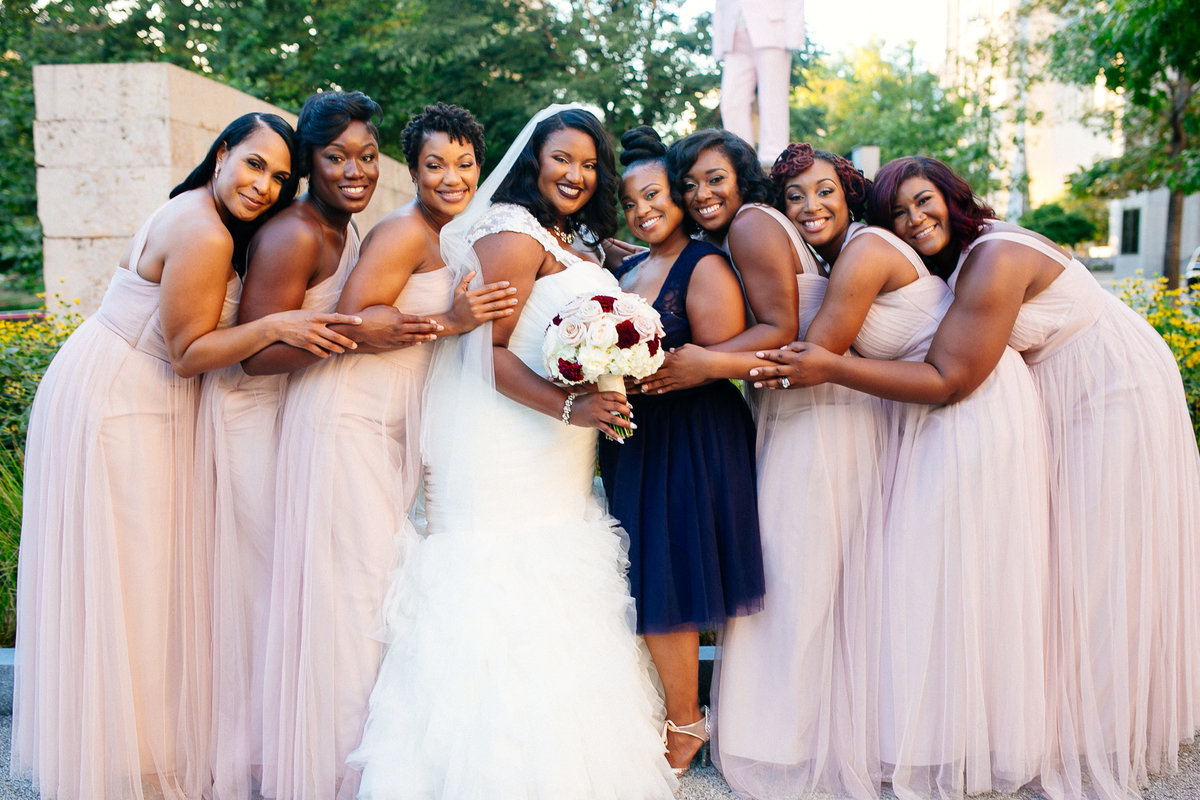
599, 240, 765, 634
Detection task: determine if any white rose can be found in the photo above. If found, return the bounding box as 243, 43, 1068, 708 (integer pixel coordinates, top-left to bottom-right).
632, 307, 660, 338
612, 295, 641, 320
576, 299, 605, 324
557, 318, 587, 347
585, 317, 619, 349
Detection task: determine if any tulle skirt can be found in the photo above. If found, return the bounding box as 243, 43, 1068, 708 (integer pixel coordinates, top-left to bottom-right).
197, 366, 287, 800
880, 348, 1050, 799
12, 316, 210, 800
262, 347, 431, 800
1036, 298, 1200, 800
714, 382, 887, 800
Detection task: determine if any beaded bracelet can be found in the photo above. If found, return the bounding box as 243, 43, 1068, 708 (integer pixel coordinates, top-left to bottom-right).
561, 392, 580, 425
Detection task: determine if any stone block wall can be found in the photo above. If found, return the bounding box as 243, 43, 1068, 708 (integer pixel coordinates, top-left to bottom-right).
33, 62, 414, 314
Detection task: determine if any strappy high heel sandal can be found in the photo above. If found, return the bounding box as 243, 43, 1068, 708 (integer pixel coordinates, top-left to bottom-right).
661, 705, 710, 777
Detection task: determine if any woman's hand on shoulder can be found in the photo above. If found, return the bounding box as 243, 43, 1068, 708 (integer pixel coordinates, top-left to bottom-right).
441, 270, 518, 335
565, 389, 635, 442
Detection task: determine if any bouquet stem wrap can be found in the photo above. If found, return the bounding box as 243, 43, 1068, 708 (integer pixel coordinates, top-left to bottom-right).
597, 373, 632, 439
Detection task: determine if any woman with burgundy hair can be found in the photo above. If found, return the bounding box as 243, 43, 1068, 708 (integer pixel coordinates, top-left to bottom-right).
727, 144, 1051, 800
872, 155, 1199, 800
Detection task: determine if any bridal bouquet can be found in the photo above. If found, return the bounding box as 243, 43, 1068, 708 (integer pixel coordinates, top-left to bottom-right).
543, 290, 667, 437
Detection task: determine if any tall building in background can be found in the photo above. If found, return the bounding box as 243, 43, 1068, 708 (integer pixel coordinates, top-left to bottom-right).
943, 0, 1119, 217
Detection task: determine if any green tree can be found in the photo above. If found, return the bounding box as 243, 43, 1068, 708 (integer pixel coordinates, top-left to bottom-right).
1041, 0, 1200, 286
1018, 202, 1097, 247
791, 42, 1000, 193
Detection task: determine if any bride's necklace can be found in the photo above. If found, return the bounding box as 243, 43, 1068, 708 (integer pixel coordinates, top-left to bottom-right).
549, 222, 575, 247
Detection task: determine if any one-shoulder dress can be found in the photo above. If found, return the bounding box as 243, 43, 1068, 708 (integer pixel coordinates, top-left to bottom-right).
261, 255, 454, 800
966, 228, 1200, 800
857, 223, 1051, 798
201, 227, 358, 800
13, 208, 230, 800
714, 211, 888, 800
348, 203, 676, 800
598, 238, 764, 635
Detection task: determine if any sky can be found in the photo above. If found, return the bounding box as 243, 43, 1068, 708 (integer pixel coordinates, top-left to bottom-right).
678, 0, 950, 69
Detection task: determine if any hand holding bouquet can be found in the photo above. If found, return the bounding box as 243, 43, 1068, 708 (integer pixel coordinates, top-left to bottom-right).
543, 291, 666, 438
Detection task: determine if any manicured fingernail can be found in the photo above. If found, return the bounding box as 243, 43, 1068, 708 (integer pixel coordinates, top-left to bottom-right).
755, 352, 764, 358
753, 382, 763, 388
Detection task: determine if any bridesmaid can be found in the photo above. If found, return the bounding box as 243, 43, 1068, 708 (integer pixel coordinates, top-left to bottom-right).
12, 113, 359, 800
203, 91, 438, 800
597, 126, 764, 776
867, 156, 1200, 800
751, 147, 1053, 798
262, 101, 513, 800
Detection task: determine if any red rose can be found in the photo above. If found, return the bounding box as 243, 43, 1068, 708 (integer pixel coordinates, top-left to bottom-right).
615, 319, 639, 349
558, 358, 584, 382
648, 337, 660, 356
552, 314, 562, 326
592, 295, 616, 313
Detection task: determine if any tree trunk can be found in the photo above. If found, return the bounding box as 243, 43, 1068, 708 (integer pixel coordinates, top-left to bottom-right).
1161, 75, 1191, 288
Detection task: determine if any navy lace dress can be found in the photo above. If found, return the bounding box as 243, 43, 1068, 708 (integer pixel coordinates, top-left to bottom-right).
599, 239, 765, 634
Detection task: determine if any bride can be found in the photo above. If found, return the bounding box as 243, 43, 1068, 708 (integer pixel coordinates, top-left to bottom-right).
348, 105, 677, 799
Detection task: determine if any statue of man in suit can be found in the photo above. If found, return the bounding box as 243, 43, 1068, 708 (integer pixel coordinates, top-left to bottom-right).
713, 0, 805, 164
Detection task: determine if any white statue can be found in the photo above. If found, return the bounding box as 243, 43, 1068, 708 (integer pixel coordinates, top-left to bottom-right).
713, 0, 806, 164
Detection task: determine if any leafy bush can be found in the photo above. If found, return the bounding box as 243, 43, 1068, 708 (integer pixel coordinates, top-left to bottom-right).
0, 446, 21, 645
0, 305, 82, 451
1117, 274, 1200, 444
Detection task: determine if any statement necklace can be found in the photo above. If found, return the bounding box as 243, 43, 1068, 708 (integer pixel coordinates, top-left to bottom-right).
549, 223, 576, 247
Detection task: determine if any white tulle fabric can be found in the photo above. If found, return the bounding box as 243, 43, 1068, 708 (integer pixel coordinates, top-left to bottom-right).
201, 227, 358, 800
13, 208, 229, 800
260, 260, 453, 800
348, 106, 676, 800
714, 211, 887, 800
971, 228, 1200, 800
858, 237, 1051, 799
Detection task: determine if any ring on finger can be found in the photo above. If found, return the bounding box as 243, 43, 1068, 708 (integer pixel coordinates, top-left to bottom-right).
780, 377, 791, 389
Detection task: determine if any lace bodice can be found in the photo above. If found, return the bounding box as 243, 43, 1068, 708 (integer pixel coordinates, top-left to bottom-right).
468, 202, 617, 374
467, 202, 604, 270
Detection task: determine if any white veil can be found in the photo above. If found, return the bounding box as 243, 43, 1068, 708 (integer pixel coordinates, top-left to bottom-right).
419, 104, 589, 533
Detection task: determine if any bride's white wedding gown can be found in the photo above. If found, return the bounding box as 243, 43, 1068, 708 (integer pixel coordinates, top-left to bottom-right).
348, 203, 676, 800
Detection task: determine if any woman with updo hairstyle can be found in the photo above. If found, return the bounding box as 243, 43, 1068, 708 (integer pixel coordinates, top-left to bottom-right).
256, 98, 512, 800
348, 106, 676, 799
596, 125, 764, 777
746, 146, 1053, 798
13, 112, 360, 800
861, 155, 1200, 800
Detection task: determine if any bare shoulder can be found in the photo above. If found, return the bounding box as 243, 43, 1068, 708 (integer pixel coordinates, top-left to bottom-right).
729, 205, 788, 243
250, 204, 324, 261
139, 193, 232, 268
691, 251, 737, 282
359, 205, 435, 265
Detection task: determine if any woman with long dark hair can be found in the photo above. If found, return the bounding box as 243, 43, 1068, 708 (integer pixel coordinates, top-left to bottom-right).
12, 112, 358, 800
348, 106, 676, 799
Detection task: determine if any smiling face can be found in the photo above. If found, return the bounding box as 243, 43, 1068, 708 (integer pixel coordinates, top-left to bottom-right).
889, 176, 953, 257
783, 159, 852, 248
535, 126, 598, 222
620, 161, 685, 246
307, 119, 380, 216
211, 125, 293, 221
411, 131, 480, 224
680, 147, 743, 234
